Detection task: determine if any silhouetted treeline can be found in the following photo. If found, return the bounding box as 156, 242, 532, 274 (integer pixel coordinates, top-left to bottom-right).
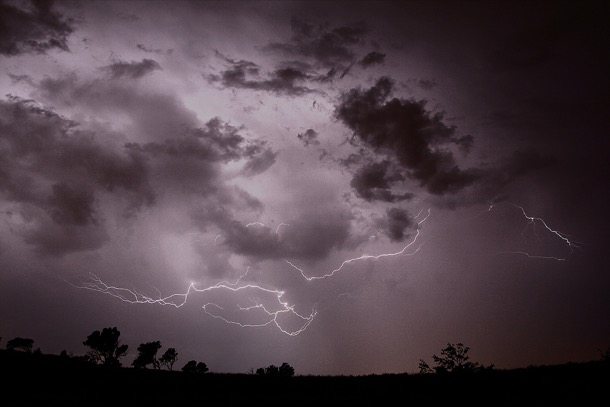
1, 347, 608, 406
1, 327, 295, 376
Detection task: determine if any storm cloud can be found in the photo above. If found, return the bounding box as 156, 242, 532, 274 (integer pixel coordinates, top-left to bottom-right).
266, 17, 367, 69
350, 161, 413, 203
209, 55, 315, 96
377, 207, 412, 242
102, 58, 161, 79
297, 128, 320, 146
336, 77, 479, 195
0, 97, 152, 255
0, 0, 73, 56
359, 51, 385, 67
1, 0, 608, 378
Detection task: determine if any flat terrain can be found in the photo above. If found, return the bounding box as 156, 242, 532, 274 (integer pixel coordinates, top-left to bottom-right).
1, 350, 608, 406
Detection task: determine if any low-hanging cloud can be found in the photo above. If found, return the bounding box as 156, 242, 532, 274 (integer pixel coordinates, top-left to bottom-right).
0, 0, 73, 56
102, 59, 162, 79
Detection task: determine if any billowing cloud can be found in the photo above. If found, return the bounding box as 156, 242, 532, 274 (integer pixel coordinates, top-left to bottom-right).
197, 205, 353, 262
209, 55, 315, 96
359, 51, 385, 67
0, 96, 153, 255
297, 128, 320, 146
350, 161, 413, 203
376, 207, 412, 242
0, 70, 277, 256
241, 148, 277, 177
266, 17, 367, 69
102, 59, 162, 79
0, 0, 73, 56
336, 77, 479, 195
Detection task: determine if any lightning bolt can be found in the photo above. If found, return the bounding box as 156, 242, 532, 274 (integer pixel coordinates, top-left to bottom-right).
488, 202, 580, 261
285, 208, 431, 281
72, 209, 430, 335
72, 202, 575, 336
71, 268, 316, 336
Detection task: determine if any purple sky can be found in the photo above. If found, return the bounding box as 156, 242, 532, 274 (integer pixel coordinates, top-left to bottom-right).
0, 0, 608, 375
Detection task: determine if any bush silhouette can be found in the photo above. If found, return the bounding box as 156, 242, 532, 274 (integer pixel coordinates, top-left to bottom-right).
133, 341, 162, 369
256, 363, 295, 377
279, 362, 295, 377
6, 337, 34, 352
160, 347, 178, 371
419, 343, 491, 374
182, 360, 208, 374
83, 327, 128, 367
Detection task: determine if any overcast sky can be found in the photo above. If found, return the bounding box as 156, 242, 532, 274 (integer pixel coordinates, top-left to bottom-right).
0, 0, 608, 375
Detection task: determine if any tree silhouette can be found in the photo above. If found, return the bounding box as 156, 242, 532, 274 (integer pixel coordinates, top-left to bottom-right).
133, 341, 162, 369
265, 365, 280, 376
160, 347, 178, 371
418, 359, 433, 374
7, 337, 34, 352
255, 363, 295, 377
83, 327, 128, 367
419, 343, 491, 374
279, 362, 295, 377
182, 360, 208, 374
432, 343, 478, 373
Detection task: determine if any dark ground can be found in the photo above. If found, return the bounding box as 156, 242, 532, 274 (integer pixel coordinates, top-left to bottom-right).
1, 349, 608, 406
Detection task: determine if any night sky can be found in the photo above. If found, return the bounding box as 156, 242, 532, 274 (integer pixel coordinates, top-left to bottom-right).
0, 0, 608, 375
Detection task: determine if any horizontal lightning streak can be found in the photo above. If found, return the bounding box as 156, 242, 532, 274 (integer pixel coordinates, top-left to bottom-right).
74, 202, 575, 336
73, 209, 430, 335
488, 202, 580, 261
285, 208, 431, 281
71, 267, 316, 336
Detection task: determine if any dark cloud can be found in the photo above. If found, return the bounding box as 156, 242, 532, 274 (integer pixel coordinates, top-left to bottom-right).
209, 55, 315, 96
128, 117, 255, 163
125, 117, 276, 195
377, 207, 412, 242
350, 161, 413, 203
297, 128, 320, 146
22, 214, 109, 256
359, 51, 385, 67
336, 77, 478, 195
216, 209, 353, 262
102, 59, 162, 79
241, 148, 277, 177
435, 149, 557, 209
0, 97, 153, 255
0, 92, 276, 256
0, 0, 73, 56
48, 182, 96, 226
36, 73, 199, 141
136, 43, 173, 55
266, 17, 367, 69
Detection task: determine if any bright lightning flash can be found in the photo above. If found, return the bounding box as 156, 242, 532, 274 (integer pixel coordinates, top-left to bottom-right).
74, 202, 578, 335
285, 208, 431, 281
74, 209, 431, 335
74, 268, 316, 336
488, 202, 581, 261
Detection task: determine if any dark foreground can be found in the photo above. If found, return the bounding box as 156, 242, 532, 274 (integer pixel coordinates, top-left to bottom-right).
1, 350, 608, 406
